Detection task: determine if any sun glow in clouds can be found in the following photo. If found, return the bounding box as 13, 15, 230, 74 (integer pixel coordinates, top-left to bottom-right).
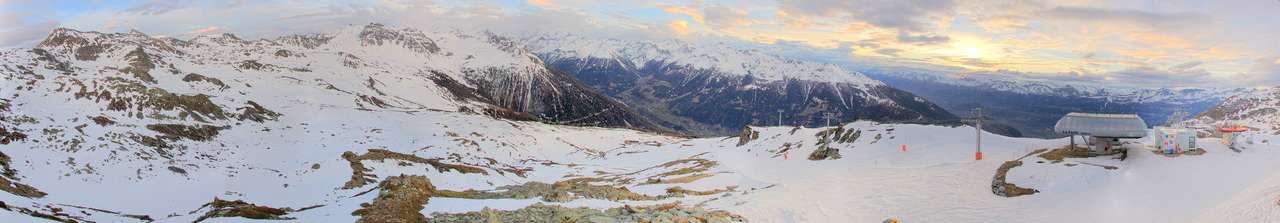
668, 19, 691, 36
948, 36, 999, 59
959, 45, 984, 59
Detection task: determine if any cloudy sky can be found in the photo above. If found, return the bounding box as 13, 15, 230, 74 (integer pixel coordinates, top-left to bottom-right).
2, 0, 1278, 87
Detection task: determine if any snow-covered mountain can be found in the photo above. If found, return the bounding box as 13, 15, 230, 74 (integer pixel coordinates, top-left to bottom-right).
865, 68, 1246, 138
0, 23, 702, 222
1195, 87, 1280, 134
22, 23, 657, 132
521, 33, 957, 136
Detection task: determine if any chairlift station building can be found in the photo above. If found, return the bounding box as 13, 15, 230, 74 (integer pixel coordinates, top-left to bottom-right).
1054, 113, 1148, 152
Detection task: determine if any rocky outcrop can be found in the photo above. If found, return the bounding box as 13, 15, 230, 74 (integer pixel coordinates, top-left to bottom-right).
992, 150, 1046, 198
0, 159, 45, 198
436, 178, 656, 203
809, 126, 859, 160
193, 198, 296, 222
340, 149, 492, 189
992, 160, 1038, 197
353, 175, 436, 223
427, 203, 746, 223
145, 124, 224, 141
736, 126, 759, 146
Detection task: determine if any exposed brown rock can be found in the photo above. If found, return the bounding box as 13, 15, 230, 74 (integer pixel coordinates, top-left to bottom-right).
0, 127, 27, 145
664, 186, 736, 197
236, 60, 267, 70
0, 175, 47, 198
90, 116, 114, 126
193, 198, 294, 222
182, 73, 228, 90
1038, 145, 1108, 163
736, 126, 758, 146
427, 202, 746, 223
353, 175, 435, 223
992, 160, 1038, 197
341, 151, 378, 189
121, 47, 156, 83
145, 124, 223, 141
236, 101, 281, 122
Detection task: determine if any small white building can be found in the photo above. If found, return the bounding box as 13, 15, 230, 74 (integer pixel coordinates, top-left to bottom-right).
1152, 127, 1196, 153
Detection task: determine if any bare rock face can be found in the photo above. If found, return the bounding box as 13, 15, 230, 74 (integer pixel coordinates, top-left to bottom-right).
808, 145, 841, 160
353, 175, 436, 223
193, 198, 292, 222
736, 126, 758, 146
358, 23, 440, 54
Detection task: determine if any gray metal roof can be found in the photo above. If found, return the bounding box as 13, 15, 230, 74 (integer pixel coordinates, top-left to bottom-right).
1054, 112, 1148, 138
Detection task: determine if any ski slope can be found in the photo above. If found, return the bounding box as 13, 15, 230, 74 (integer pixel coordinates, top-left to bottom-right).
3, 106, 1280, 222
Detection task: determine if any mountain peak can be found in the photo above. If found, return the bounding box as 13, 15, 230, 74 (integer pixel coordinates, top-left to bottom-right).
36, 27, 104, 49
351, 23, 440, 54
363, 22, 388, 30
220, 33, 241, 40
190, 32, 246, 46
126, 29, 148, 37
522, 32, 883, 86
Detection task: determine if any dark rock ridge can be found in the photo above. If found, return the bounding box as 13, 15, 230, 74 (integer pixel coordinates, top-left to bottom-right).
867, 71, 1222, 138
538, 56, 958, 136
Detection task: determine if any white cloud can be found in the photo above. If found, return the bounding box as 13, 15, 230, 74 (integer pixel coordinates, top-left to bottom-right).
1042, 6, 1211, 29
896, 31, 950, 45
123, 0, 184, 15
702, 5, 750, 30
185, 26, 224, 35
0, 11, 58, 47
777, 0, 956, 32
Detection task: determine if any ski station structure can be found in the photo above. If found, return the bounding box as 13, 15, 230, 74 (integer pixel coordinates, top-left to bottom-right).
1152, 110, 1197, 154
1054, 113, 1148, 153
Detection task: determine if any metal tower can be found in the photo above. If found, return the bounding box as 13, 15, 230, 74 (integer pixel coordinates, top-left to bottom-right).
963, 108, 988, 160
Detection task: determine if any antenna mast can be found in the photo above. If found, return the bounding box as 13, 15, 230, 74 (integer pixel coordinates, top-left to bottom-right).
778, 109, 784, 126
824, 112, 835, 127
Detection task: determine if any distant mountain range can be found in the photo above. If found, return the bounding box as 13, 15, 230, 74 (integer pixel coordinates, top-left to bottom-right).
863, 68, 1246, 138
521, 33, 959, 136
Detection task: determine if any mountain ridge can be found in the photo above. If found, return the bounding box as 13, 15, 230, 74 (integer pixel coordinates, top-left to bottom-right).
863, 68, 1241, 137
25, 23, 662, 132
522, 33, 960, 136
